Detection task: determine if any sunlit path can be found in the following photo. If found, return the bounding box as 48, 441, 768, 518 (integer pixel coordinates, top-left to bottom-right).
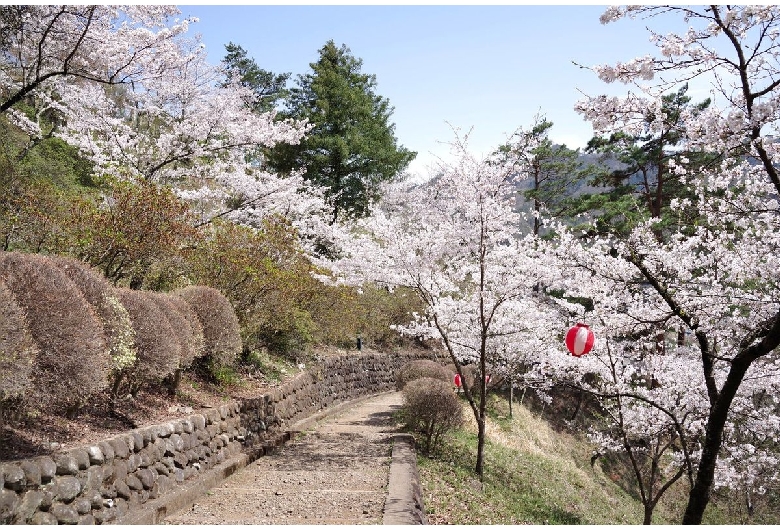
164, 392, 403, 525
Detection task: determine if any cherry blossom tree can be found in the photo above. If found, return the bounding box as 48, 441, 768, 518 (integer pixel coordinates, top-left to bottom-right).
51, 36, 331, 234
538, 228, 706, 524
323, 131, 568, 478
1, 6, 334, 242
0, 6, 192, 129
563, 6, 780, 523
0, 6, 195, 201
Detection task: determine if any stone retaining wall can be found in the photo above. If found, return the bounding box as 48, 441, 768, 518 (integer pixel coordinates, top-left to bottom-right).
0, 349, 439, 524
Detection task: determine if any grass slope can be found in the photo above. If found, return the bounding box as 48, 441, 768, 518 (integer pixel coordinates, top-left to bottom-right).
416, 393, 780, 525
418, 395, 644, 524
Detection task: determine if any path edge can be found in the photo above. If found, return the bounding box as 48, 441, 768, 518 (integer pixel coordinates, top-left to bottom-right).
383, 433, 427, 525
113, 430, 290, 525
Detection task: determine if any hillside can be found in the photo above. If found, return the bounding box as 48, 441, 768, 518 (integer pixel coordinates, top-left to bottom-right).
416, 393, 780, 525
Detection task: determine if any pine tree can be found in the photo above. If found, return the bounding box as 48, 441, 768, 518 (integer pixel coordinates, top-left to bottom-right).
267, 40, 415, 222
222, 42, 289, 113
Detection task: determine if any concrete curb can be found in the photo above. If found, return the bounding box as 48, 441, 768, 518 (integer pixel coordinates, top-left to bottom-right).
383, 434, 427, 525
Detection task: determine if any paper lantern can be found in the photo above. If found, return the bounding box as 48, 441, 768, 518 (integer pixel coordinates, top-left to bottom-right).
565, 323, 595, 357
454, 373, 462, 388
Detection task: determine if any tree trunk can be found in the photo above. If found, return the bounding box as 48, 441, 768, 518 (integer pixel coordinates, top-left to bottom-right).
509, 382, 514, 419
643, 504, 654, 525
682, 423, 723, 524
683, 355, 754, 524
168, 369, 182, 396
475, 417, 486, 479
110, 373, 124, 410
570, 388, 584, 421
129, 274, 143, 290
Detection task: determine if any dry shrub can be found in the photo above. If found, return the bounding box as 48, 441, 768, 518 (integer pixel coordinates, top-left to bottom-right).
162, 293, 205, 368
75, 179, 197, 289
51, 256, 137, 380
147, 292, 205, 394
0, 279, 36, 425
174, 285, 242, 370
0, 251, 110, 417
402, 377, 464, 454
115, 288, 181, 396
395, 359, 454, 391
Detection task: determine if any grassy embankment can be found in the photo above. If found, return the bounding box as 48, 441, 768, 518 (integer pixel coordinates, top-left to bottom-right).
416, 393, 777, 525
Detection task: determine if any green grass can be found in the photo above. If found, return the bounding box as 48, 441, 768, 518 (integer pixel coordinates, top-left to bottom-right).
243, 348, 301, 383
417, 396, 644, 524
415, 393, 780, 525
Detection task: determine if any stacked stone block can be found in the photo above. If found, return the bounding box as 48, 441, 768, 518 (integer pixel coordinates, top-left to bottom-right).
0, 349, 440, 524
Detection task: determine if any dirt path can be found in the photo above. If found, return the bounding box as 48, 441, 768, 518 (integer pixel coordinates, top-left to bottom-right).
163, 392, 405, 525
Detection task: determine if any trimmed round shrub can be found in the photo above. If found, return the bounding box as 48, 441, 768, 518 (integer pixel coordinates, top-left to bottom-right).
0, 251, 110, 417
395, 359, 454, 391
115, 288, 181, 396
51, 256, 137, 375
147, 292, 205, 394
402, 377, 464, 454
0, 279, 36, 424
174, 285, 242, 369
161, 293, 205, 368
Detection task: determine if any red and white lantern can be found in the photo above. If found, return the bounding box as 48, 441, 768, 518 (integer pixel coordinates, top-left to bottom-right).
454, 373, 462, 388
565, 323, 595, 357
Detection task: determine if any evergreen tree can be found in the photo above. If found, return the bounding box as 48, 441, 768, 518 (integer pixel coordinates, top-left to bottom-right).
222, 42, 289, 113
578, 84, 716, 238
267, 40, 416, 222
497, 116, 598, 236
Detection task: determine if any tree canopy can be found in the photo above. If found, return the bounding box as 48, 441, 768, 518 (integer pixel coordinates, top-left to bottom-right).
222, 42, 290, 114
266, 40, 416, 222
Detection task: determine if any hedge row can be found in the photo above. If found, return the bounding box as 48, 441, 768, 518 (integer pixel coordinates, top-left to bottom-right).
0, 251, 241, 424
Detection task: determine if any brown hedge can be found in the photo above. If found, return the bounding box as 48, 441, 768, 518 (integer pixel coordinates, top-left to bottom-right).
115, 288, 181, 395
402, 377, 464, 454
51, 256, 137, 374
0, 251, 110, 416
153, 292, 205, 370
0, 278, 36, 422
395, 359, 454, 391
174, 285, 242, 368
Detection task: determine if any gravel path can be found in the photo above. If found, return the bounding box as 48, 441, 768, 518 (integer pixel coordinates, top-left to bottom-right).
164, 392, 404, 525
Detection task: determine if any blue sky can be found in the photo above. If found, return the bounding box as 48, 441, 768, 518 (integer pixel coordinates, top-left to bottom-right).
177, 5, 668, 179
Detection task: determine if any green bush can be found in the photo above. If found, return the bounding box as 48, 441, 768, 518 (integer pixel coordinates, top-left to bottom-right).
208, 360, 241, 387
395, 359, 454, 391
260, 306, 315, 359
402, 377, 464, 454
